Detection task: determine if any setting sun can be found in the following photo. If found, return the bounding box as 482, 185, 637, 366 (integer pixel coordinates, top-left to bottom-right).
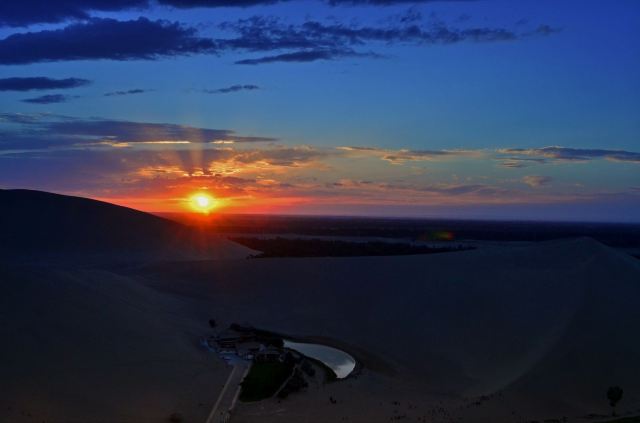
189, 192, 217, 213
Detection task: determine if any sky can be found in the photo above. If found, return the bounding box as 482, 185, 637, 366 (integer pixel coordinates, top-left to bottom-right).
0, 0, 639, 221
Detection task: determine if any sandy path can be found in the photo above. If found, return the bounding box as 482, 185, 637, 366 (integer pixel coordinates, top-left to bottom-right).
207, 361, 250, 423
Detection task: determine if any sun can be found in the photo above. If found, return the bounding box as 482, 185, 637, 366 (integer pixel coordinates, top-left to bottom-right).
189, 192, 217, 213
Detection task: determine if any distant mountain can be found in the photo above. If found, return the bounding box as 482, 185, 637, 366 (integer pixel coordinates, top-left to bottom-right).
0, 189, 252, 260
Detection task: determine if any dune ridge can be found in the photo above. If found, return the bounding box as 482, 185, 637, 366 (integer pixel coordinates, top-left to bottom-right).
0, 189, 253, 261
1, 191, 638, 422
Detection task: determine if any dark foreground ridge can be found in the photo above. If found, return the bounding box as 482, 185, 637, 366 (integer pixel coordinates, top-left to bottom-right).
0, 189, 249, 260
0, 189, 187, 252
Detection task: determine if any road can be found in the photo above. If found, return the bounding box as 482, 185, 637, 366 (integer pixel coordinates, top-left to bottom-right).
205, 361, 250, 423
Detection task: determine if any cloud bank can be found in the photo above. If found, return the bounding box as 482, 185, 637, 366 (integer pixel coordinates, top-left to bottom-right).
0, 113, 277, 149
0, 18, 217, 65
1, 114, 638, 216
0, 0, 482, 27
0, 0, 149, 26
0, 12, 559, 65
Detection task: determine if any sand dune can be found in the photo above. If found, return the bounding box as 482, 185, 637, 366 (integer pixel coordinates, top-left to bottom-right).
0, 265, 229, 423
135, 238, 640, 422
2, 199, 639, 423
0, 189, 253, 261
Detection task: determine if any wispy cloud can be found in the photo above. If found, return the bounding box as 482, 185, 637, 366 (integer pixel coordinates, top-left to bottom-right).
522, 175, 552, 188
338, 145, 481, 163
0, 113, 277, 150
497, 157, 547, 168
2, 114, 636, 216
220, 15, 556, 65
0, 0, 482, 27
104, 88, 152, 96
21, 94, 71, 104
0, 77, 90, 91
202, 84, 260, 94
235, 48, 375, 64
500, 146, 640, 164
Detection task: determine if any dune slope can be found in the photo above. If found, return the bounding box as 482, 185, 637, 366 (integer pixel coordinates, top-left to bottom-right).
1, 189, 638, 423
0, 265, 228, 423
136, 238, 640, 422
0, 189, 252, 260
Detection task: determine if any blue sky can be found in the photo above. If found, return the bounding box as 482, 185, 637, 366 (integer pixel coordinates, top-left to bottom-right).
0, 0, 639, 221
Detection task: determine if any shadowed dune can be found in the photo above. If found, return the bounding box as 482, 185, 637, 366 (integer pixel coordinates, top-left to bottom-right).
136, 238, 640, 422
1, 191, 639, 422
0, 265, 227, 423
0, 189, 253, 261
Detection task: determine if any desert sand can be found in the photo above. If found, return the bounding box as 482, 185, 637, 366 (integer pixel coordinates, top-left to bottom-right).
2, 233, 640, 423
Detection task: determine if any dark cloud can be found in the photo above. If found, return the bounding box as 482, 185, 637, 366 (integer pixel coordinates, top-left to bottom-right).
529, 24, 562, 36
0, 9, 557, 66
0, 113, 277, 149
498, 157, 547, 168
422, 183, 492, 195
158, 0, 287, 7
338, 145, 480, 163
0, 77, 91, 91
159, 0, 474, 7
218, 15, 557, 64
0, 0, 480, 27
327, 0, 476, 4
203, 84, 260, 94
0, 18, 217, 65
104, 88, 152, 96
502, 147, 640, 163
220, 16, 521, 55
0, 0, 148, 27
382, 149, 477, 163
42, 119, 276, 144
0, 112, 67, 124
21, 94, 70, 104
354, 180, 508, 197
235, 49, 365, 64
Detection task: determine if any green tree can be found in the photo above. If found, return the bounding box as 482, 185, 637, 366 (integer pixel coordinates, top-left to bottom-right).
607, 386, 623, 416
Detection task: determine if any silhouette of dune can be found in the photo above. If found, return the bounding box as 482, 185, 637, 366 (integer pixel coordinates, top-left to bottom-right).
1, 190, 639, 422
0, 189, 252, 260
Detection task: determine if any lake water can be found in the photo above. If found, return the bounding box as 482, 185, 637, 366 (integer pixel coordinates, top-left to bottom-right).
283, 340, 356, 379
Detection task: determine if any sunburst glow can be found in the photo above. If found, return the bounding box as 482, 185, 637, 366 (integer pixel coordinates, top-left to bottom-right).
189, 192, 217, 213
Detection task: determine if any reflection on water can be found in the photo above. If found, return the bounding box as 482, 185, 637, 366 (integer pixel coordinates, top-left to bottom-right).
284, 340, 356, 379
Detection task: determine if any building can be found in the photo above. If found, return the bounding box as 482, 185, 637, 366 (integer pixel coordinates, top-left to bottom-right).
235, 341, 262, 359
214, 328, 253, 349
256, 346, 283, 363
